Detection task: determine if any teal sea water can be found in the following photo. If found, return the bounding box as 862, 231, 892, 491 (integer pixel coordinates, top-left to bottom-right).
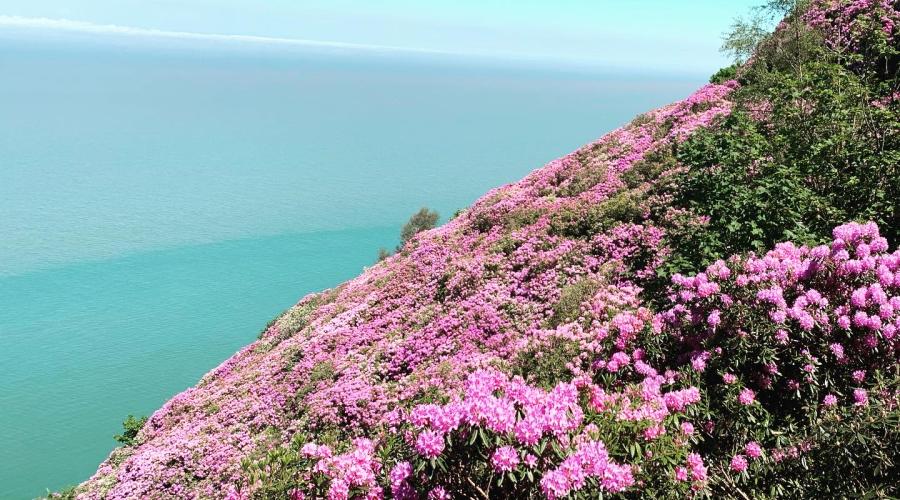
0, 31, 704, 498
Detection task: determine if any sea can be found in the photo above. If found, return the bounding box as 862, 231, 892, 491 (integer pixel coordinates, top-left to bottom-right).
0, 28, 704, 498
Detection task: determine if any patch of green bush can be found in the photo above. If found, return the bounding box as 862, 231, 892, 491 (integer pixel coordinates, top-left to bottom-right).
710, 63, 740, 84
514, 337, 584, 389
113, 414, 148, 446
550, 278, 600, 327
399, 207, 439, 250
658, 13, 900, 284
548, 191, 644, 240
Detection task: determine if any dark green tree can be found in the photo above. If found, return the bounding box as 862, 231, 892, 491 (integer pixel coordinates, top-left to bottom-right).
114, 414, 148, 446
398, 207, 439, 250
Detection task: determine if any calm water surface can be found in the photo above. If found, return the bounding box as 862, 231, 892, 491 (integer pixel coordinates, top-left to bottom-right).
0, 31, 704, 498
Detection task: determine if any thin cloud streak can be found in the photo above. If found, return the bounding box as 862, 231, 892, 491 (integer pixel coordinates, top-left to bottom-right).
0, 15, 713, 74
0, 15, 461, 56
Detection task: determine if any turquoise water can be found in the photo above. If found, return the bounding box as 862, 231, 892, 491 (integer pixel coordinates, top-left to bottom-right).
0, 31, 704, 498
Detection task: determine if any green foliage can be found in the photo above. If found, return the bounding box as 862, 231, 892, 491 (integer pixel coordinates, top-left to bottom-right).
710, 64, 740, 84
309, 361, 337, 385
376, 247, 391, 263
659, 7, 900, 284
490, 235, 520, 256
514, 337, 583, 389
398, 207, 440, 250
557, 164, 610, 197
276, 298, 320, 338
548, 190, 644, 239
295, 361, 338, 401
676, 111, 823, 256
768, 384, 900, 497
728, 381, 900, 498
42, 485, 77, 500
257, 313, 283, 340
551, 278, 600, 327
723, 15, 772, 64
504, 207, 542, 231
113, 415, 148, 446
721, 1, 808, 65
241, 433, 310, 500
621, 150, 676, 189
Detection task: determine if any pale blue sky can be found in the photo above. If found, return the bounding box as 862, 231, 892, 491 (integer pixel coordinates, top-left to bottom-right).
0, 1, 760, 73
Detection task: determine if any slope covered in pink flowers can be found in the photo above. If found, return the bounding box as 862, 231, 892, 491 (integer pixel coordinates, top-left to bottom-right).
73, 1, 899, 498
74, 78, 740, 499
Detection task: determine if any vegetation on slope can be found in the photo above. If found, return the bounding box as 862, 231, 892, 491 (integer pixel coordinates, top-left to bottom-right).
70, 1, 899, 499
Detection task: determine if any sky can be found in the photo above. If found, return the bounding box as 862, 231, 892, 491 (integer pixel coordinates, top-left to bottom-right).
0, 0, 761, 73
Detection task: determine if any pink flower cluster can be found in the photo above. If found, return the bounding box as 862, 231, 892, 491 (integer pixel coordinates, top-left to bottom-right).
301, 438, 382, 500
540, 440, 634, 499
730, 441, 764, 473
661, 221, 899, 407
407, 369, 586, 451
491, 446, 521, 472
398, 365, 704, 498
804, 0, 900, 51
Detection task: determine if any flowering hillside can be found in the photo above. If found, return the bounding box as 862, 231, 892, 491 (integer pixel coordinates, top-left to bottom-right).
71, 1, 899, 498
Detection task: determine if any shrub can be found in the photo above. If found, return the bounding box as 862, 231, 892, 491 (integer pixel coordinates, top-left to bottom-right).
710, 64, 740, 84
242, 222, 899, 499
399, 208, 440, 250
661, 10, 900, 283
514, 337, 584, 388
42, 485, 77, 499
551, 279, 601, 327
548, 191, 644, 240
659, 222, 900, 497
275, 297, 321, 339
76, 3, 900, 497
113, 415, 148, 446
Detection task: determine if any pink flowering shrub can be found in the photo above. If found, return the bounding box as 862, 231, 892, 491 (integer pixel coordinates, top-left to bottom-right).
661, 222, 898, 409
804, 0, 900, 56
70, 2, 900, 498
237, 220, 900, 498
659, 222, 900, 495
388, 368, 702, 498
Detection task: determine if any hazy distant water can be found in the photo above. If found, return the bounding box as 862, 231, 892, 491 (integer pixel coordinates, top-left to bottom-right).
0, 31, 703, 498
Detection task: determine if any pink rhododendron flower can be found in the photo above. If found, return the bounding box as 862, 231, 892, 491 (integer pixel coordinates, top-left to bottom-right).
415, 430, 445, 458
745, 442, 762, 459
738, 388, 756, 405
491, 446, 520, 472
686, 453, 707, 482
774, 329, 790, 344
731, 454, 748, 472
428, 486, 452, 500
327, 478, 350, 500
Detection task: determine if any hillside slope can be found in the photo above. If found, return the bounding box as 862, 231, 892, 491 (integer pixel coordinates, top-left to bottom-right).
74, 1, 899, 498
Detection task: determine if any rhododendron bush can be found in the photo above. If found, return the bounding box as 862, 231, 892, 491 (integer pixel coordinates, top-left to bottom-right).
234, 222, 898, 499
70, 1, 899, 498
